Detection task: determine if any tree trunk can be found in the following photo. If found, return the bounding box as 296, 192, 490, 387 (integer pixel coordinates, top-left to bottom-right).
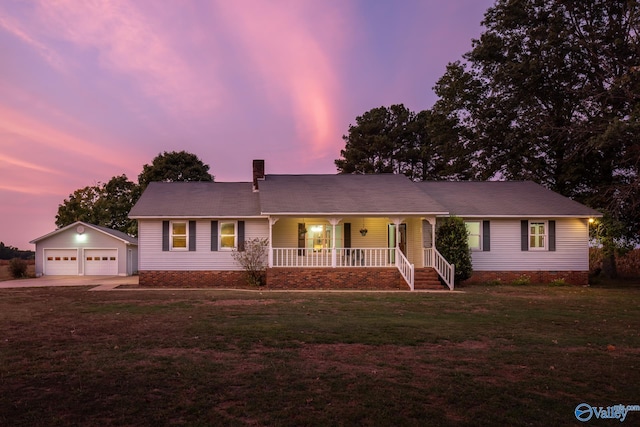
601, 250, 618, 279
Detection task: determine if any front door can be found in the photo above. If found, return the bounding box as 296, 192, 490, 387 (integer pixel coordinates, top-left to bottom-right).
388, 223, 407, 263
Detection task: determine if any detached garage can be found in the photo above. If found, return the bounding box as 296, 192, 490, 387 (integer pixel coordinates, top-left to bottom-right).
30, 221, 138, 277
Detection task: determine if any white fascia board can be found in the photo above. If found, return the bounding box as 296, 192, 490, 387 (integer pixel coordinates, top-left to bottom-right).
261, 211, 450, 216
437, 214, 603, 219
129, 215, 268, 219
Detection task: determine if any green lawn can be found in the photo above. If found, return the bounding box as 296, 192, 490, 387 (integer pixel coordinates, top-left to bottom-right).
0, 284, 638, 426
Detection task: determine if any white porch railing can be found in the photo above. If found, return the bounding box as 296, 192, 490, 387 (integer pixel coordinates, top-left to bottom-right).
271, 247, 415, 289
272, 248, 396, 268
423, 248, 455, 290
395, 249, 414, 291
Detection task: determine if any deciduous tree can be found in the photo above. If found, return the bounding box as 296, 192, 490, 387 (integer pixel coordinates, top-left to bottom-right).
138, 150, 214, 190
335, 104, 468, 180
433, 0, 640, 275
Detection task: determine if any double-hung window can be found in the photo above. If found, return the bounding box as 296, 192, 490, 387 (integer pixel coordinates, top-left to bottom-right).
465, 221, 482, 251
219, 221, 237, 250
170, 221, 188, 250
529, 221, 546, 250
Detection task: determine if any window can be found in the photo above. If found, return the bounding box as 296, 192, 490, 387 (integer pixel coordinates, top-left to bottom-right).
306, 224, 343, 250
465, 221, 482, 251
219, 221, 237, 250
171, 221, 188, 250
529, 221, 546, 250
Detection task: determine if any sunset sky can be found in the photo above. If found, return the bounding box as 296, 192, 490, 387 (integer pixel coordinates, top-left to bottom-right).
1, 0, 494, 249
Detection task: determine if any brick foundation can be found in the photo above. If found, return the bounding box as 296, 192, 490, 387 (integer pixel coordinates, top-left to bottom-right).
465, 271, 589, 286
139, 270, 248, 288
265, 268, 409, 290
139, 268, 410, 290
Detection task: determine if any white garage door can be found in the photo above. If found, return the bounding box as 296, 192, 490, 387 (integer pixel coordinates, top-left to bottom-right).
44, 250, 78, 275
84, 249, 118, 275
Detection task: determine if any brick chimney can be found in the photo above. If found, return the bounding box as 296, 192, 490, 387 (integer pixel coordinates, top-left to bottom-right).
252, 159, 265, 191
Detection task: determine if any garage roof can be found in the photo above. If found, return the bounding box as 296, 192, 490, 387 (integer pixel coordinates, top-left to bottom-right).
30, 221, 138, 245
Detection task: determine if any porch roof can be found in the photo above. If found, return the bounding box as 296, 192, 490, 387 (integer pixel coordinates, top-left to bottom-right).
259, 174, 448, 215
417, 181, 602, 217
129, 182, 262, 218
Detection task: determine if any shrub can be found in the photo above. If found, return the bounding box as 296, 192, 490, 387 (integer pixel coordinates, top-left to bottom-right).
511, 274, 531, 286
8, 258, 28, 279
548, 278, 567, 287
435, 216, 473, 285
232, 238, 268, 286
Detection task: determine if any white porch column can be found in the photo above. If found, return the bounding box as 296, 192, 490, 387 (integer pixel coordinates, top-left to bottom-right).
431, 218, 436, 250
268, 217, 279, 267
328, 218, 342, 267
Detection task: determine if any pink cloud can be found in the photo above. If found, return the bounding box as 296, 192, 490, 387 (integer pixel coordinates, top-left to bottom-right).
212, 1, 353, 162
2, 0, 226, 118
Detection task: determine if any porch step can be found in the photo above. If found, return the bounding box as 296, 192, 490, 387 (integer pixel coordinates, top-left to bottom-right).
414, 268, 447, 290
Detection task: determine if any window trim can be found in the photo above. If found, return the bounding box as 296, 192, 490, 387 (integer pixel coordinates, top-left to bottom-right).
170, 221, 189, 251
219, 221, 237, 251
528, 220, 547, 251
464, 220, 482, 251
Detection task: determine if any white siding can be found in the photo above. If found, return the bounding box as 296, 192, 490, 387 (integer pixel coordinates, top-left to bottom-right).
138, 219, 269, 271
469, 218, 589, 271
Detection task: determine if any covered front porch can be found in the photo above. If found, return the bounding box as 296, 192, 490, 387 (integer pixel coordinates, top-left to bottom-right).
266, 216, 454, 290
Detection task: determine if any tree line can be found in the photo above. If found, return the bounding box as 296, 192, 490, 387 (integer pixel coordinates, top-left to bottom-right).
335, 0, 639, 277
0, 242, 34, 260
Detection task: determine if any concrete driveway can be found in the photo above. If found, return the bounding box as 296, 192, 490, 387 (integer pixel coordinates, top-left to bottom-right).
0, 275, 138, 289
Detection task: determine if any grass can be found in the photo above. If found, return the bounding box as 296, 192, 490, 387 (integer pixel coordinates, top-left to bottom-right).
0, 284, 639, 426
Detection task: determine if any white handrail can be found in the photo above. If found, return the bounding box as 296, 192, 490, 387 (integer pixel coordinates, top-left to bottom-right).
428, 248, 455, 290
395, 248, 414, 290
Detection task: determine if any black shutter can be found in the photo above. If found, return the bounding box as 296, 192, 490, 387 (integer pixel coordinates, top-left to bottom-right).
188, 221, 196, 251
162, 221, 170, 251
482, 220, 490, 252
238, 221, 245, 251
548, 220, 556, 251
521, 220, 528, 251
211, 221, 218, 251
344, 223, 351, 248
298, 223, 306, 256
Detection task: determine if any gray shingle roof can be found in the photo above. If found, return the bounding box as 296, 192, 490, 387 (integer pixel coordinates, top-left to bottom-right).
128, 177, 601, 219
128, 182, 261, 218
417, 181, 601, 217
258, 174, 448, 214
91, 224, 138, 244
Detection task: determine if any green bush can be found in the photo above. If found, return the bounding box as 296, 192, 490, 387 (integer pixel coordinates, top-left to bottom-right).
8, 258, 28, 279
511, 274, 531, 286
548, 278, 567, 287
435, 216, 473, 285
